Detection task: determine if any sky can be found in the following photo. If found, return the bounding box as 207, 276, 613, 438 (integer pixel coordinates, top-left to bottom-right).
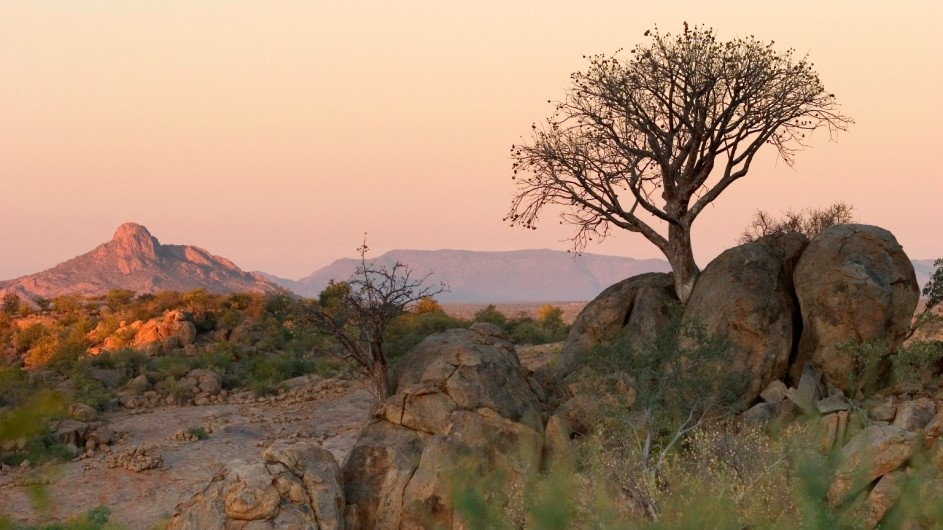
1, 1, 941, 280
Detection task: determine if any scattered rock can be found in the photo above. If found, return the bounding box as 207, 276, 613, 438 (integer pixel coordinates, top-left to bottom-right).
868, 400, 897, 422
892, 398, 937, 431
743, 402, 776, 426
69, 403, 98, 422
788, 363, 823, 415
760, 380, 788, 404
105, 445, 163, 472
818, 411, 849, 453
817, 393, 852, 414
862, 470, 906, 530
51, 420, 90, 447
185, 369, 222, 396
166, 443, 344, 530
827, 425, 918, 506
126, 374, 151, 394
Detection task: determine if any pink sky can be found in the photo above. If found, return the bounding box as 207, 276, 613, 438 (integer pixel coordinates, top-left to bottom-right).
1, 1, 940, 280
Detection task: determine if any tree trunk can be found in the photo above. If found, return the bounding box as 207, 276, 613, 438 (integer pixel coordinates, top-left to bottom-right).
666, 224, 700, 304
369, 341, 391, 401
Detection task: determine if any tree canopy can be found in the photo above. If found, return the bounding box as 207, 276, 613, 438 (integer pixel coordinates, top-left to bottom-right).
507, 24, 852, 301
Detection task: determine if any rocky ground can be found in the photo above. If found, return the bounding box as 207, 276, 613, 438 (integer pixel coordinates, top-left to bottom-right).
0, 343, 561, 529
0, 377, 374, 529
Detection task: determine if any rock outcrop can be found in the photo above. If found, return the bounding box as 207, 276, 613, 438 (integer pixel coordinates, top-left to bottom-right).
793, 224, 920, 390
556, 272, 678, 378
681, 233, 807, 402
342, 324, 545, 530
167, 443, 344, 530
560, 223, 919, 398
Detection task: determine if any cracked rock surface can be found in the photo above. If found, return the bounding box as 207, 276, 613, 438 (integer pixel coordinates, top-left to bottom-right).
342, 325, 546, 530
793, 224, 919, 390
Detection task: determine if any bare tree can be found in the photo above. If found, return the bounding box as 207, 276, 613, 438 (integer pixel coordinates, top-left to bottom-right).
306, 236, 448, 401
507, 24, 852, 302
738, 201, 855, 243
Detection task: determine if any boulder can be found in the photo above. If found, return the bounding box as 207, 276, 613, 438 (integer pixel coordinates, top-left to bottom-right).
681, 234, 806, 402
556, 273, 678, 379
126, 374, 151, 394
69, 403, 98, 422
343, 327, 544, 530
862, 470, 906, 530
51, 420, 90, 447
793, 224, 920, 391
186, 368, 222, 396
827, 424, 918, 506
892, 398, 937, 432
167, 443, 343, 530
760, 380, 788, 404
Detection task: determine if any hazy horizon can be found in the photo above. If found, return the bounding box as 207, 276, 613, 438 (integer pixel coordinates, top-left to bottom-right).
3, 2, 940, 279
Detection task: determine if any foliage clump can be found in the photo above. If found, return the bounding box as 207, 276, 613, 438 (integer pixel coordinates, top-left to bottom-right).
739, 201, 855, 243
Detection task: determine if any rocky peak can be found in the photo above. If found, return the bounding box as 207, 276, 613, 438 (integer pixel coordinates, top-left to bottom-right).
111, 222, 159, 261
0, 222, 281, 298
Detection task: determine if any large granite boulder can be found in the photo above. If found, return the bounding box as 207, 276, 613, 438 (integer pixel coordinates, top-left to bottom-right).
681, 233, 807, 402
167, 442, 344, 530
556, 272, 679, 379
342, 325, 545, 530
793, 224, 919, 390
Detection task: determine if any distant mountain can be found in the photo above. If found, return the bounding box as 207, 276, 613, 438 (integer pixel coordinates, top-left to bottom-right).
0, 223, 280, 300
913, 258, 939, 291
272, 249, 673, 302
269, 250, 940, 303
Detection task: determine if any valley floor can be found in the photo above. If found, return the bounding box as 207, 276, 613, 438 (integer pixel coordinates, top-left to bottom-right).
0, 378, 374, 529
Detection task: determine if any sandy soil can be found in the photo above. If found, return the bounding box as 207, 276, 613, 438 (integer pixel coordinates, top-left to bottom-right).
0, 380, 374, 529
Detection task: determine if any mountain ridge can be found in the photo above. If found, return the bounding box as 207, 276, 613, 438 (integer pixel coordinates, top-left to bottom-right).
1, 225, 936, 303
270, 248, 673, 302
0, 223, 280, 300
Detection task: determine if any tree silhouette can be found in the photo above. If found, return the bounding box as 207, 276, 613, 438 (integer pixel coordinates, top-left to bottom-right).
507, 24, 852, 302
306, 235, 448, 401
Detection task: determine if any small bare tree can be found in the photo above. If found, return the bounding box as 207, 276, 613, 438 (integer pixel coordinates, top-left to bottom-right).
306, 236, 447, 401
738, 201, 855, 243
507, 24, 852, 302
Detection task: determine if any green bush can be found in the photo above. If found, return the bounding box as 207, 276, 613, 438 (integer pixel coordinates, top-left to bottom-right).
589, 309, 746, 472
185, 426, 209, 440
509, 322, 552, 345
385, 310, 469, 358
472, 305, 507, 327
14, 324, 49, 354
839, 339, 943, 396
147, 355, 197, 382
69, 361, 112, 411
90, 349, 149, 379
6, 505, 123, 529
0, 365, 32, 408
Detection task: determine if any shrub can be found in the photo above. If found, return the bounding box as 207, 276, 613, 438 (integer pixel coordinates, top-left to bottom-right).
14, 323, 49, 354
385, 310, 468, 358
509, 322, 552, 345
839, 339, 943, 396
0, 365, 32, 408
589, 310, 746, 472
472, 305, 507, 327
185, 426, 209, 440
